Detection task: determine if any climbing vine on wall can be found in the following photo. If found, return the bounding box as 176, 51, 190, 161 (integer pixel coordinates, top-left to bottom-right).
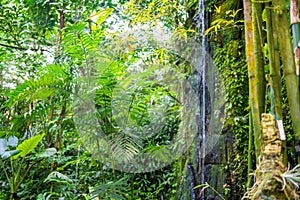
214, 40, 249, 198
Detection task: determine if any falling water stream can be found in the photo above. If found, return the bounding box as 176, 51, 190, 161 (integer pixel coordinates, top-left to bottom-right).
199, 0, 206, 198
197, 0, 207, 199
182, 0, 224, 199
180, 0, 208, 198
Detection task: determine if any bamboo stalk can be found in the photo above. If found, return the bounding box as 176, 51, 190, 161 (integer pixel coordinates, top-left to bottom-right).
243, 0, 256, 166
251, 1, 266, 159
273, 0, 300, 163
290, 0, 300, 86
265, 2, 286, 165
247, 111, 253, 189
243, 0, 265, 178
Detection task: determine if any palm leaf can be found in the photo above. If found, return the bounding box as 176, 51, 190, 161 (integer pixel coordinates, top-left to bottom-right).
90, 177, 128, 199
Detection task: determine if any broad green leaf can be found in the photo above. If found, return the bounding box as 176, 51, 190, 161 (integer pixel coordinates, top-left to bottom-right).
13, 133, 45, 159
2, 150, 21, 159
35, 148, 57, 158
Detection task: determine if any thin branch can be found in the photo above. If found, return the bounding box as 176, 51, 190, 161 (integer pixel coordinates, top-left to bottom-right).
0, 43, 28, 51
0, 43, 48, 52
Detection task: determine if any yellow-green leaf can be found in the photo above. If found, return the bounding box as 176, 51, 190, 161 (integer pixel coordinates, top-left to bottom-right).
89, 8, 114, 29
13, 133, 45, 159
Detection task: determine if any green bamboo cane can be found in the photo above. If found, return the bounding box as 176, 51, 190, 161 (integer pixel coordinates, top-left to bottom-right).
273, 0, 300, 163
251, 1, 266, 159
290, 0, 300, 88
265, 2, 286, 165
247, 110, 253, 189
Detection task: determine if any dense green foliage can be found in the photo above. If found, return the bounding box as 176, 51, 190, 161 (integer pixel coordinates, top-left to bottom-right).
0, 0, 195, 199
2, 0, 298, 199
214, 40, 249, 198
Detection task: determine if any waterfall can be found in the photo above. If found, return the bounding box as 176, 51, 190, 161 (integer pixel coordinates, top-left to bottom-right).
175, 0, 226, 199
199, 1, 206, 196
178, 0, 208, 198
197, 0, 207, 199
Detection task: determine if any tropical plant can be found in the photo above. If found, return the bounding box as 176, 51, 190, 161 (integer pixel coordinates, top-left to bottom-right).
0, 134, 56, 199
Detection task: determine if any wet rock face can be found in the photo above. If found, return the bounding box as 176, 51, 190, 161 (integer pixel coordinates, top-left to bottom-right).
203, 134, 233, 199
